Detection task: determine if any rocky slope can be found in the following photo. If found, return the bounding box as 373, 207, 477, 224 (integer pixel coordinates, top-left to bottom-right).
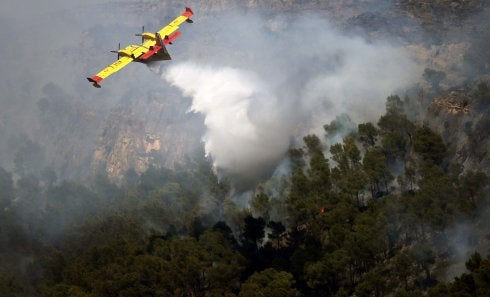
98, 1, 487, 177
426, 78, 490, 175
90, 91, 204, 180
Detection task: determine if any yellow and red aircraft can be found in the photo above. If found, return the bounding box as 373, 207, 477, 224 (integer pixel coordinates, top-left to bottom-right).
87, 7, 193, 88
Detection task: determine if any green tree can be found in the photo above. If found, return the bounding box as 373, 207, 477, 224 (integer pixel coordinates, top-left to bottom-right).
329, 137, 362, 172
44, 181, 99, 236
336, 168, 367, 208
0, 167, 14, 209
415, 164, 455, 231
287, 168, 312, 224
13, 138, 46, 177
413, 126, 447, 166
377, 96, 415, 162
307, 146, 331, 196
466, 251, 482, 272
427, 283, 450, 297
330, 143, 346, 169
305, 249, 350, 295
0, 273, 24, 297
239, 268, 298, 297
267, 221, 286, 249
250, 190, 271, 221
344, 213, 387, 275
392, 250, 416, 290
397, 164, 418, 193
303, 134, 322, 153
355, 269, 387, 297
123, 168, 139, 188
363, 148, 393, 198
14, 175, 44, 230
212, 221, 238, 248
329, 138, 366, 206
450, 251, 490, 297
91, 174, 123, 206
57, 224, 246, 297
343, 137, 362, 167
324, 114, 357, 139
199, 231, 246, 295
385, 95, 404, 115
358, 122, 379, 148
381, 131, 408, 161
40, 284, 90, 297
288, 147, 305, 169
412, 242, 435, 285
458, 170, 488, 211
241, 215, 266, 252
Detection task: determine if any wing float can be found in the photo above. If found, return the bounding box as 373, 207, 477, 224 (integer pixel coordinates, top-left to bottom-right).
87, 7, 193, 88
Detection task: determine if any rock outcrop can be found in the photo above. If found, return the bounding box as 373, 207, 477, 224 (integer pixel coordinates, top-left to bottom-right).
91, 92, 204, 181
426, 79, 490, 175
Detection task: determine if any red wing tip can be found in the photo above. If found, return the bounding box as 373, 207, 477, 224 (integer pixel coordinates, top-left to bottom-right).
87, 76, 103, 83
87, 76, 102, 88
183, 7, 193, 18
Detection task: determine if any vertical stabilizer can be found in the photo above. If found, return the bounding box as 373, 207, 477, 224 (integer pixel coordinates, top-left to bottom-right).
155, 33, 171, 60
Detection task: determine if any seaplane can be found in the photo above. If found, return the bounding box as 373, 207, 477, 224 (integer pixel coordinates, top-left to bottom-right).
87, 7, 193, 88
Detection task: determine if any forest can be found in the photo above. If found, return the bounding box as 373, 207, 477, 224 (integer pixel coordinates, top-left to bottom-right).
0, 91, 488, 297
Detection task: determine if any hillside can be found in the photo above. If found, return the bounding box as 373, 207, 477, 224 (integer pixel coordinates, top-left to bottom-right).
0, 1, 490, 180
1, 96, 489, 296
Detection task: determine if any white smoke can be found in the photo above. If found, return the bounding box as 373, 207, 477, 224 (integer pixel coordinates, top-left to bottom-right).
164, 11, 421, 188
165, 64, 288, 186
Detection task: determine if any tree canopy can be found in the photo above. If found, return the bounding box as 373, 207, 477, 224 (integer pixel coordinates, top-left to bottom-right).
0, 95, 488, 297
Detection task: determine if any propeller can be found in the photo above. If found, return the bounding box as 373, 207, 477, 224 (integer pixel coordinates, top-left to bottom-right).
135, 26, 145, 43
110, 43, 121, 60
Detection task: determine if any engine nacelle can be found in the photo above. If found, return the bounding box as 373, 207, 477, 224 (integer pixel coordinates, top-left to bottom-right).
142, 32, 156, 40
117, 49, 134, 57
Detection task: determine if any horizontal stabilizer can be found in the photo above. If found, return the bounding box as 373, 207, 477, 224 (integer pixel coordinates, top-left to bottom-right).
184, 7, 194, 23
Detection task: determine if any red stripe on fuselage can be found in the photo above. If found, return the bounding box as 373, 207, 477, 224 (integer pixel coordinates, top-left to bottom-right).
138, 31, 182, 61
139, 45, 162, 60
164, 31, 181, 44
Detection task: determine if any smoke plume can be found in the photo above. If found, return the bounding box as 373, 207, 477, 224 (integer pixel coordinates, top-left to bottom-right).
164, 11, 421, 188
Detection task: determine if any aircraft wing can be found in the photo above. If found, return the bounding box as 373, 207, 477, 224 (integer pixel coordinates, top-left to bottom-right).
157, 7, 193, 39
87, 56, 134, 88
87, 44, 150, 88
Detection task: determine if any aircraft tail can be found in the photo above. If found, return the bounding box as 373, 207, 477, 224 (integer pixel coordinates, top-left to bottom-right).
155, 33, 171, 60
184, 7, 194, 18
